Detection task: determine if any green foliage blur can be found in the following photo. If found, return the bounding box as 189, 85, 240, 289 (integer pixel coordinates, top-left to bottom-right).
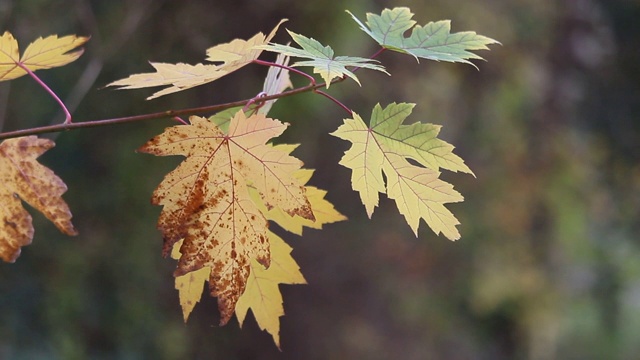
1, 0, 640, 358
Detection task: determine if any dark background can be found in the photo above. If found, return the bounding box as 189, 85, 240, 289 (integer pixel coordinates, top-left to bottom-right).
1, 0, 640, 359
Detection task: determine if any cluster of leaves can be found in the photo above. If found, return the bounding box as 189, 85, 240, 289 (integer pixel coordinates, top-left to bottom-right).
0, 7, 498, 347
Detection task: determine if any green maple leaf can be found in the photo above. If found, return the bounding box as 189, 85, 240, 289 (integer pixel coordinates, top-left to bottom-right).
259, 29, 388, 87
348, 7, 499, 67
331, 103, 469, 240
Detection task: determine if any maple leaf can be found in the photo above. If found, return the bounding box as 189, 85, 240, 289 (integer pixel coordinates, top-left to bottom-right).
0, 136, 77, 263
0, 31, 89, 81
107, 20, 286, 99
236, 231, 306, 349
139, 112, 313, 325
170, 239, 211, 322
331, 103, 467, 240
259, 29, 388, 87
251, 145, 347, 235
348, 7, 499, 67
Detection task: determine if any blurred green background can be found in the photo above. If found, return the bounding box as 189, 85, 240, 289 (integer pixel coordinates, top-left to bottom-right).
1, 0, 640, 359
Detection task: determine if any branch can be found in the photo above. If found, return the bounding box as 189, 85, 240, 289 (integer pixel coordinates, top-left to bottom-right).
0, 47, 384, 140
0, 79, 340, 140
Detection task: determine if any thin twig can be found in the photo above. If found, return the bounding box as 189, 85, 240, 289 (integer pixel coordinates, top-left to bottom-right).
0, 79, 335, 140
253, 59, 316, 86
18, 64, 73, 124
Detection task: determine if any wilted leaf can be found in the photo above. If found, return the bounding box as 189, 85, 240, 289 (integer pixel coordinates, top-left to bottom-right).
0, 31, 88, 81
107, 20, 286, 99
348, 7, 499, 67
0, 136, 77, 263
331, 103, 467, 240
139, 112, 313, 324
258, 52, 292, 115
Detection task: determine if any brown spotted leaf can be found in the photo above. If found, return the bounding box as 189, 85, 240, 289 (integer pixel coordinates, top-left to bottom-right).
0, 136, 77, 263
139, 112, 313, 325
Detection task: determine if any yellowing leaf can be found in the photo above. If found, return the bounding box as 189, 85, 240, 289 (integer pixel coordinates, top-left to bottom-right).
139, 112, 313, 325
348, 7, 499, 67
0, 32, 88, 81
106, 62, 225, 100
205, 19, 286, 70
331, 103, 466, 240
170, 239, 210, 322
251, 145, 347, 235
236, 231, 306, 349
107, 20, 286, 99
0, 136, 77, 263
260, 30, 387, 87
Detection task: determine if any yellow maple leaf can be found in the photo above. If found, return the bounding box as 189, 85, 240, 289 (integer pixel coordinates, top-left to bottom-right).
0, 31, 88, 81
107, 20, 286, 99
0, 136, 77, 263
170, 239, 210, 322
139, 112, 313, 325
331, 103, 466, 240
236, 231, 306, 349
250, 145, 347, 235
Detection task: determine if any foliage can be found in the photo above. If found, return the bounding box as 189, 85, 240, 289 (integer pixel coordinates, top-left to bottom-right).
331, 102, 471, 240
0, 6, 498, 347
0, 31, 88, 81
0, 136, 76, 262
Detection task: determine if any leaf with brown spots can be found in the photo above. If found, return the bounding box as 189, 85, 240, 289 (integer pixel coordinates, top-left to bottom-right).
170, 239, 210, 322
0, 136, 77, 263
139, 112, 314, 325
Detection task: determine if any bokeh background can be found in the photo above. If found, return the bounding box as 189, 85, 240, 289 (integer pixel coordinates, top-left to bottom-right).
1, 0, 640, 359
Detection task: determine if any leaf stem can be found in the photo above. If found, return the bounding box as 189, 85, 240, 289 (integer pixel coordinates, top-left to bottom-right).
253, 59, 316, 86
17, 63, 73, 124
350, 47, 387, 73
313, 89, 352, 115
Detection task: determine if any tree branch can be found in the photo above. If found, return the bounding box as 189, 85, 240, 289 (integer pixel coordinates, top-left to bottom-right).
0, 79, 339, 140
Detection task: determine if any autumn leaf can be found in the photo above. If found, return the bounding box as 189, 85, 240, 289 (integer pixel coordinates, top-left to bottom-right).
0, 31, 88, 81
139, 112, 313, 325
331, 103, 467, 240
170, 239, 210, 322
259, 29, 388, 87
251, 145, 347, 235
236, 231, 306, 349
348, 7, 499, 67
107, 20, 286, 99
0, 136, 77, 263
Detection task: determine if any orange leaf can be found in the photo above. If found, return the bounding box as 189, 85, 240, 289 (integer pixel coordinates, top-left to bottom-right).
139, 112, 312, 324
0, 136, 77, 263
0, 31, 88, 81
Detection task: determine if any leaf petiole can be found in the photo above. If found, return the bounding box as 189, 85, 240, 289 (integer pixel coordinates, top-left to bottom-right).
16, 63, 73, 124
253, 59, 316, 86
313, 89, 352, 115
